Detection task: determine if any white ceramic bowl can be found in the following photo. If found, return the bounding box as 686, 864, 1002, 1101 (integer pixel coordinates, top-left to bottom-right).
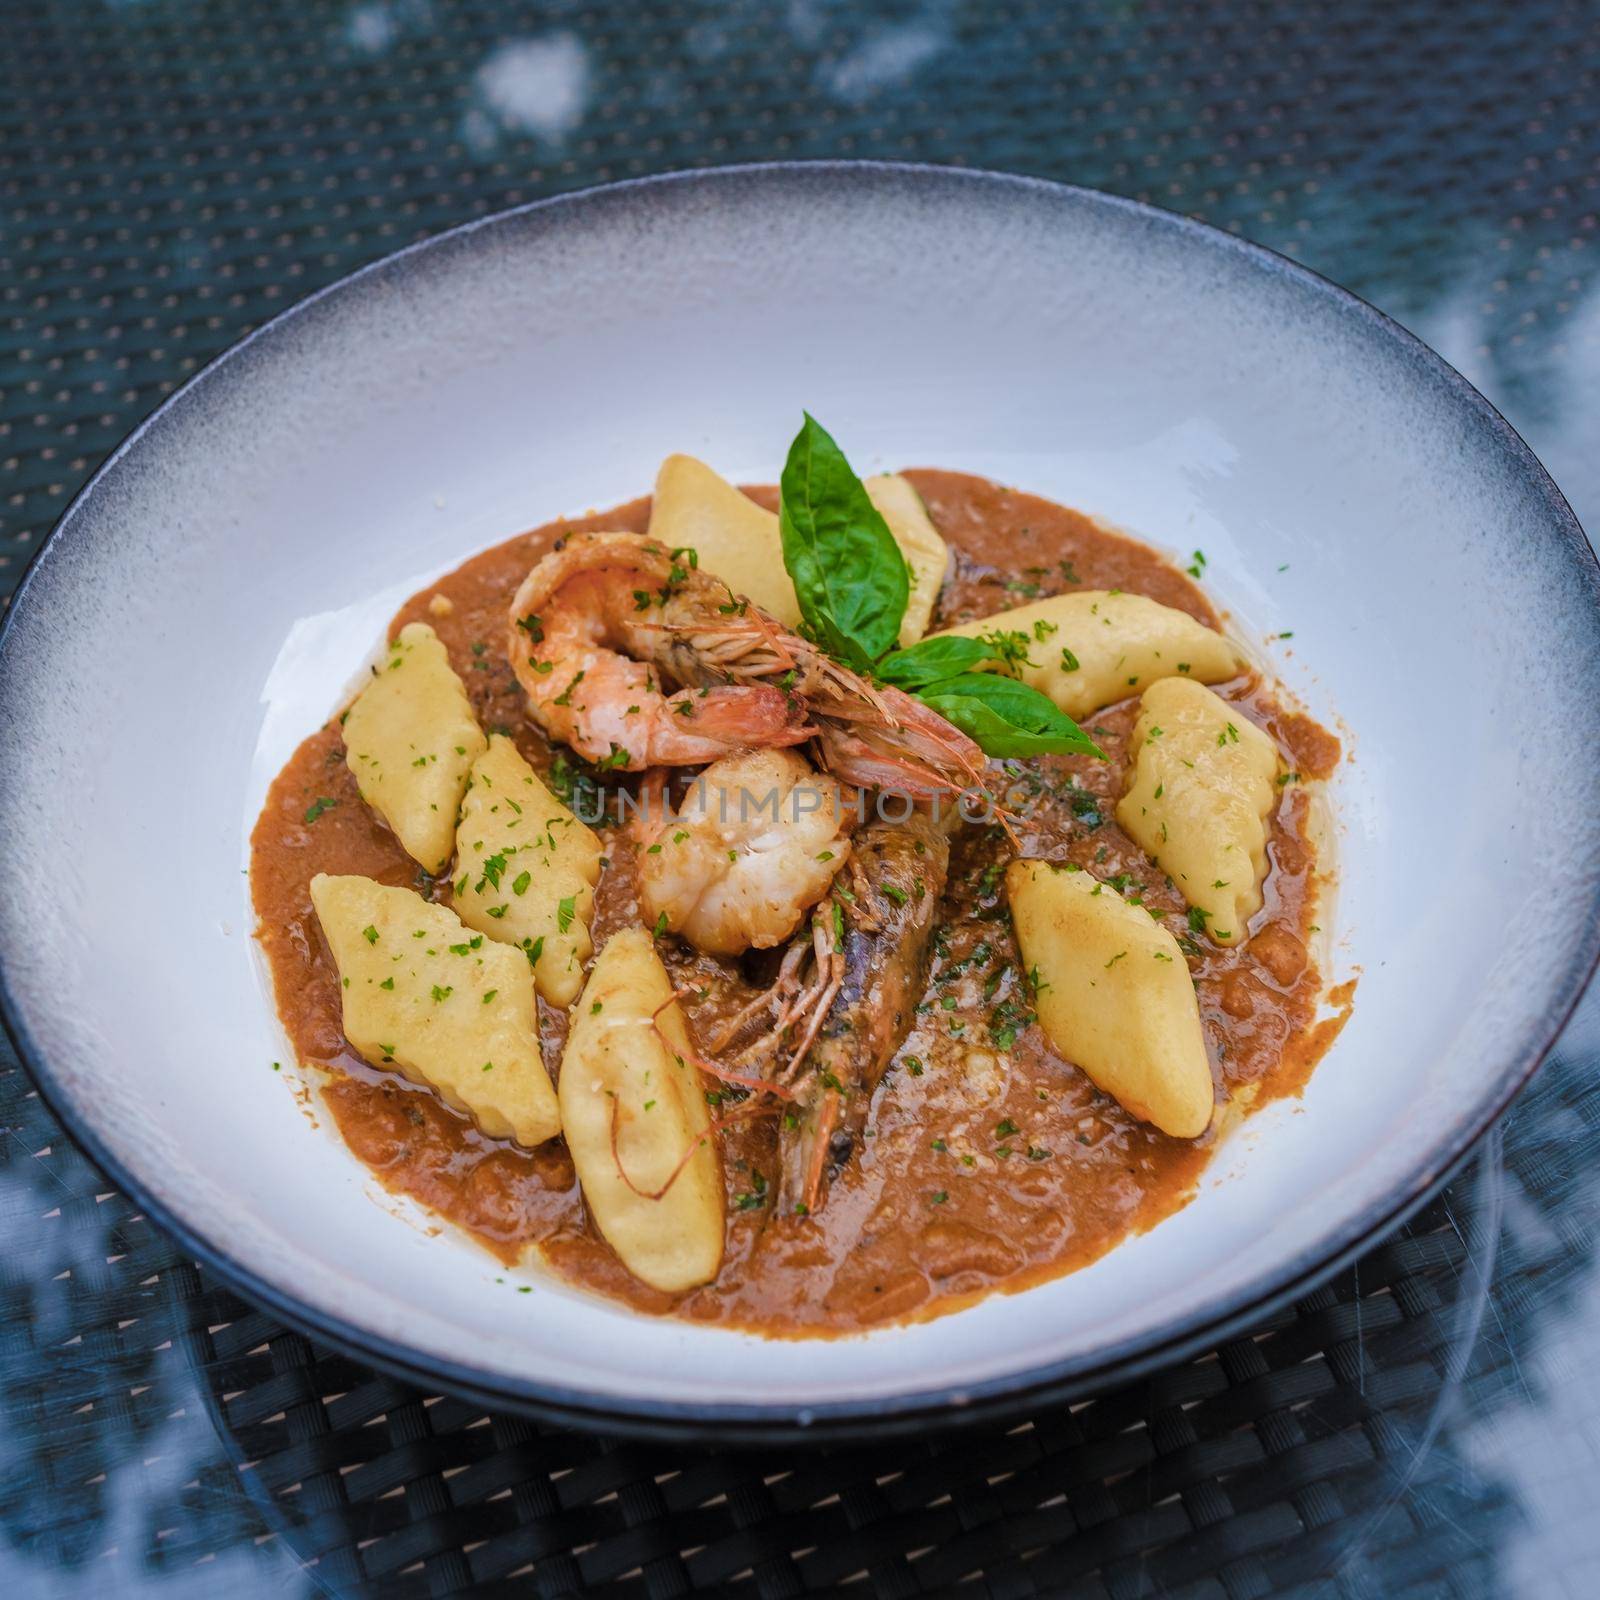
2, 164, 1598, 1440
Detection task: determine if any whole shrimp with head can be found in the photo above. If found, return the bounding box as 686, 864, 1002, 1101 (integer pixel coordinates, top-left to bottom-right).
505, 531, 987, 796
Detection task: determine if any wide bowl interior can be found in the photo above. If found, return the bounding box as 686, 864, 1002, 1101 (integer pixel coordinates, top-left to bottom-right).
2, 164, 1597, 1432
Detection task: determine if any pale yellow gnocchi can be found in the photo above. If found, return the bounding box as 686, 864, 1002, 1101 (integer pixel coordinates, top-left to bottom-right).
863, 473, 949, 647
1115, 678, 1279, 944
309, 873, 561, 1147
342, 622, 486, 874
1007, 858, 1213, 1139
558, 928, 724, 1293
648, 456, 948, 645
453, 735, 602, 1006
929, 590, 1241, 720
646, 454, 802, 628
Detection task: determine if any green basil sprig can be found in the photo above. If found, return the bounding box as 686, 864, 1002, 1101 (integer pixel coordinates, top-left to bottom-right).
875, 634, 998, 690
917, 673, 1101, 758
777, 415, 1103, 761
778, 414, 908, 673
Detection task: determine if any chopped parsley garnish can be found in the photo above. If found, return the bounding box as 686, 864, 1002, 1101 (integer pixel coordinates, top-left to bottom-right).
980, 627, 1035, 671
989, 997, 1035, 1050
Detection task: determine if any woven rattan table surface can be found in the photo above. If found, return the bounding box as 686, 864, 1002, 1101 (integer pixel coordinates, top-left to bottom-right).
5, 0, 1600, 1594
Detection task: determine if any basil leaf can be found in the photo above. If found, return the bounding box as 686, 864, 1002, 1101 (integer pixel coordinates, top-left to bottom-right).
778, 414, 909, 668
917, 673, 1105, 760
878, 635, 1000, 691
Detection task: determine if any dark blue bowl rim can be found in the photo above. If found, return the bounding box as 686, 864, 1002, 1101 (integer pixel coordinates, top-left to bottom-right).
1, 159, 1596, 1443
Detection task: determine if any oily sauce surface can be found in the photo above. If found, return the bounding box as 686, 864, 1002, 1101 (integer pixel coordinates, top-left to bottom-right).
250, 470, 1344, 1334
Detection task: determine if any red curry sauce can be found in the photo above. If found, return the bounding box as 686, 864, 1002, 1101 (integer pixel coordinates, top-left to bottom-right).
249, 470, 1345, 1334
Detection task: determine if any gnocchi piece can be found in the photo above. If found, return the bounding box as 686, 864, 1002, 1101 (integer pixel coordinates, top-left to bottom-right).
1006, 859, 1213, 1139
309, 873, 561, 1147
646, 454, 803, 628
342, 622, 486, 873
558, 928, 725, 1293
648, 456, 949, 646
863, 473, 950, 647
928, 590, 1240, 720
1115, 678, 1279, 944
454, 735, 602, 1006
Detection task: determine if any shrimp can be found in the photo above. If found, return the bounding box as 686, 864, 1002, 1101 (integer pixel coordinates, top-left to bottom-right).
507, 565, 810, 771
508, 532, 987, 795
778, 807, 953, 1213
709, 805, 955, 1215
638, 749, 853, 956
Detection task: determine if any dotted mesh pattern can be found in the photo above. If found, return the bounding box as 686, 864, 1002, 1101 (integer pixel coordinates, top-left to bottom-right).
3, 0, 1600, 1594
15, 1044, 1594, 1597
4, 0, 1598, 580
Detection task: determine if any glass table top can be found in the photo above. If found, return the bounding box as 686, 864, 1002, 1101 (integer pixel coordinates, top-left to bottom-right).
2, 0, 1599, 1593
